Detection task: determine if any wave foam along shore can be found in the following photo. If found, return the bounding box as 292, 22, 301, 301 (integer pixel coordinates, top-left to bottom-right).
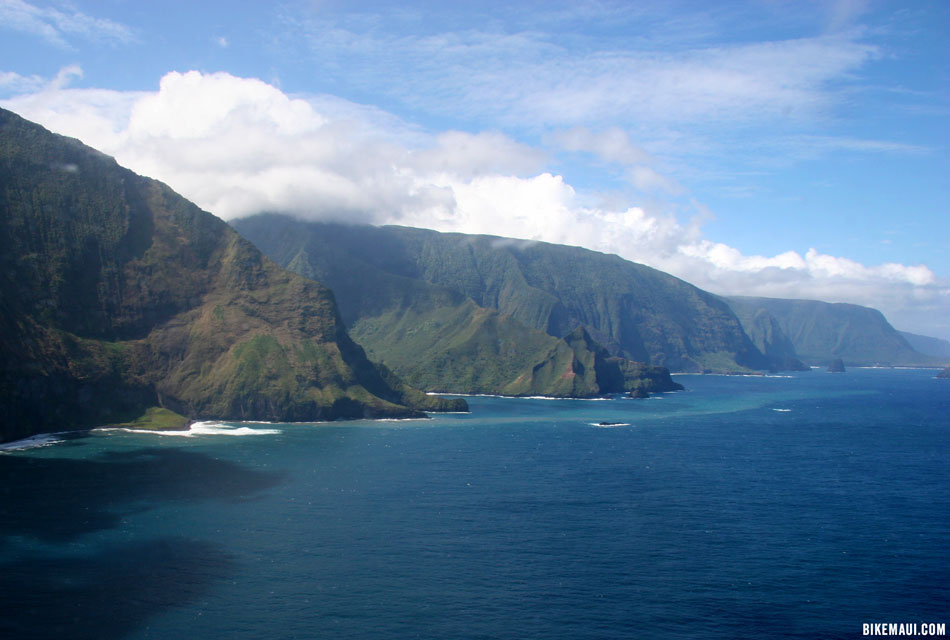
161, 422, 284, 437
0, 433, 65, 452
428, 392, 612, 401
97, 422, 283, 437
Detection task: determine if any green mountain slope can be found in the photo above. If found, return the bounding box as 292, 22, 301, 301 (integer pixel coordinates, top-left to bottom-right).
725, 296, 936, 367
233, 215, 680, 396
233, 214, 766, 374
727, 304, 808, 371
0, 108, 463, 443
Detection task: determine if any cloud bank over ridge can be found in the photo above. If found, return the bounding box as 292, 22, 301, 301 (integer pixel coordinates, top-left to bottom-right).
3, 69, 947, 338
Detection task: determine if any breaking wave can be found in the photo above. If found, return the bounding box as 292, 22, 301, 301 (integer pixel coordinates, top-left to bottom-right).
99, 422, 283, 437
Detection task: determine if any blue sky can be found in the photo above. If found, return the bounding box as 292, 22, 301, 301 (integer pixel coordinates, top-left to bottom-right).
1, 0, 948, 339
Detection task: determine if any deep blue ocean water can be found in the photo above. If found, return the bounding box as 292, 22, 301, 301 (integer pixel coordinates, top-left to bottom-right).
1, 368, 948, 639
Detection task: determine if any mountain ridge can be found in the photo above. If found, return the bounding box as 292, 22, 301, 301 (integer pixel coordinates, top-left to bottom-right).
237, 216, 683, 396
0, 108, 464, 443
232, 215, 770, 387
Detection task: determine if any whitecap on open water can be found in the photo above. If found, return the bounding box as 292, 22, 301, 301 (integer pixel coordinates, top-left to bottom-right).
1, 368, 947, 639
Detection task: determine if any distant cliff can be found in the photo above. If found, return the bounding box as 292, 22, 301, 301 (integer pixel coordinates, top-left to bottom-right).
0, 108, 464, 443
899, 331, 950, 360
725, 296, 935, 367
234, 215, 767, 378
726, 304, 808, 371
232, 216, 683, 396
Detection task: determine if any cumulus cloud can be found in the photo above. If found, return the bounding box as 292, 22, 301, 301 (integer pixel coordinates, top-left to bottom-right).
6, 70, 456, 224
2, 69, 946, 337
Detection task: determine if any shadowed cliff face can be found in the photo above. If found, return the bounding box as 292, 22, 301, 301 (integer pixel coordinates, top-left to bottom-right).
0, 108, 464, 442
726, 305, 809, 372
233, 214, 768, 379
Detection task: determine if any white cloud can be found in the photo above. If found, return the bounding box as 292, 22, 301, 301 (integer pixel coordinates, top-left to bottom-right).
746, 134, 931, 163
550, 126, 651, 166
2, 66, 142, 150
47, 63, 82, 89
628, 166, 684, 195
825, 0, 871, 32
549, 126, 683, 194
411, 130, 547, 177
289, 11, 879, 131
3, 70, 458, 224
0, 69, 46, 94
0, 0, 135, 48
3, 69, 946, 338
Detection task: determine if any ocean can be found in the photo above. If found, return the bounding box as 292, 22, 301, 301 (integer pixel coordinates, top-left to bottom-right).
1, 368, 948, 639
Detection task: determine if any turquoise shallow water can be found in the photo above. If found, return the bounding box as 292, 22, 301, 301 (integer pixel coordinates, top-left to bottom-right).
1, 369, 948, 639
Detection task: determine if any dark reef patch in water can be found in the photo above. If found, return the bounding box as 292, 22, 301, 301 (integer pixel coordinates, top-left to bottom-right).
0, 447, 285, 543
0, 537, 235, 640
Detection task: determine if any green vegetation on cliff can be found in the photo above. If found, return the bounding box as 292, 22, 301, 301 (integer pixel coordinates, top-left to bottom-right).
108, 407, 191, 431
726, 303, 808, 371
235, 216, 681, 397
0, 108, 464, 443
234, 215, 765, 377
560, 327, 684, 397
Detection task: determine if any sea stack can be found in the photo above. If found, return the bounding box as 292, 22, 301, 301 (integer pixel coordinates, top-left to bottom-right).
828, 358, 846, 373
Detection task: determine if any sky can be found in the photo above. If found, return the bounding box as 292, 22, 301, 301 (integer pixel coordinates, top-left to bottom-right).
1, 0, 948, 339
